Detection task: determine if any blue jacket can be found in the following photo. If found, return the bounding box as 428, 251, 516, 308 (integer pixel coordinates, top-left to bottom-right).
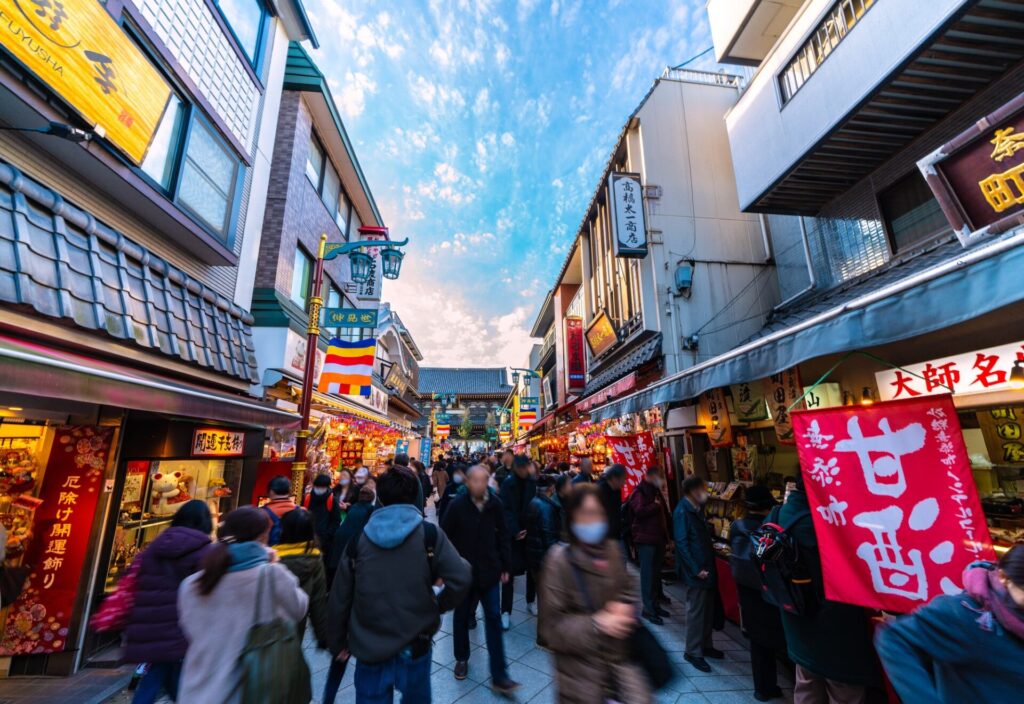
672, 498, 715, 588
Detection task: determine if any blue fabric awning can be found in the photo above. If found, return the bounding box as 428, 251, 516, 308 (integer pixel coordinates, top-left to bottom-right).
591, 229, 1024, 421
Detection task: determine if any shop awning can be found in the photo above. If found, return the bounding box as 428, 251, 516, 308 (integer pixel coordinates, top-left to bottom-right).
0, 335, 299, 428
591, 229, 1024, 421
262, 368, 398, 429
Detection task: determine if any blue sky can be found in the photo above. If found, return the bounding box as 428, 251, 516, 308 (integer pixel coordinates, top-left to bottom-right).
306, 0, 715, 367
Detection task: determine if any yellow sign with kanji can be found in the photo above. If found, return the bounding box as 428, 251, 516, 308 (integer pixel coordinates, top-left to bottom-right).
0, 0, 172, 164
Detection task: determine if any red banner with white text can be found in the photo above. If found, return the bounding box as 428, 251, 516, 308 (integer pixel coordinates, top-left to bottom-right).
792, 396, 995, 613
606, 432, 656, 501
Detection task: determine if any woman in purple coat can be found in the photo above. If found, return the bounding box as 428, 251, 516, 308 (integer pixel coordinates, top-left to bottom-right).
123, 500, 213, 704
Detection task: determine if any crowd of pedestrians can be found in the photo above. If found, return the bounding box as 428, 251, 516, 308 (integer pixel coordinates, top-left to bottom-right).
101, 452, 1024, 704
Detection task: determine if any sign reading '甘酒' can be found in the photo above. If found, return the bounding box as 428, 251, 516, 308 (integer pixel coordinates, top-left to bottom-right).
0, 0, 173, 165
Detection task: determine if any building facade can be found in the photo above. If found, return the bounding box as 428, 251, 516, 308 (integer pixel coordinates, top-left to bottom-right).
416, 368, 513, 453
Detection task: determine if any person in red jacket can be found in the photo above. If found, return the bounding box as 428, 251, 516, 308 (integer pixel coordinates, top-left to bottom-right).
628, 465, 672, 624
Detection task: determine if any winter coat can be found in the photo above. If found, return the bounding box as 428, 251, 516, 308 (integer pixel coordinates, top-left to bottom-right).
539, 541, 651, 704
124, 526, 212, 663
431, 468, 448, 498
596, 478, 623, 540
328, 504, 471, 663
436, 479, 461, 522
441, 492, 511, 589
326, 499, 375, 577
629, 481, 670, 546
499, 473, 536, 574
672, 498, 716, 588
525, 493, 562, 572
729, 515, 784, 650
264, 497, 297, 519
278, 544, 329, 648
178, 561, 308, 704
876, 563, 1024, 703
303, 490, 340, 554
777, 490, 880, 687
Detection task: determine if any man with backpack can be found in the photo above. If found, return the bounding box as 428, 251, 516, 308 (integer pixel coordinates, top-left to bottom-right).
328, 467, 471, 703
672, 475, 724, 673
263, 475, 298, 546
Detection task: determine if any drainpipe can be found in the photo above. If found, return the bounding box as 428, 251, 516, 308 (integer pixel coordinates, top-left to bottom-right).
773, 216, 818, 312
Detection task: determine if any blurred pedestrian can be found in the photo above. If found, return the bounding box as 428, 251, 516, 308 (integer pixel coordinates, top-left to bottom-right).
177, 506, 308, 704
539, 484, 651, 703
629, 466, 671, 625
499, 455, 537, 628
673, 475, 723, 672
263, 475, 297, 546
571, 457, 593, 485
333, 469, 354, 516
442, 465, 520, 695
526, 474, 562, 645
328, 468, 471, 704
495, 449, 514, 485
303, 473, 340, 560
124, 501, 213, 704
729, 485, 784, 701
876, 544, 1024, 703
430, 460, 448, 501
437, 463, 466, 521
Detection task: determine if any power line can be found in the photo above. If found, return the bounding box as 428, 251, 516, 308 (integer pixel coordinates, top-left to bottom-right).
672, 47, 714, 70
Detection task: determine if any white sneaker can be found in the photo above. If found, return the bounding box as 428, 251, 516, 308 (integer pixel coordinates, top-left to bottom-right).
501, 612, 511, 630
527, 602, 539, 616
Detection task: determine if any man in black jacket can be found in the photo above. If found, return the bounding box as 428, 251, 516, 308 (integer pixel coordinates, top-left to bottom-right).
498, 455, 537, 628
441, 465, 519, 695
597, 464, 627, 543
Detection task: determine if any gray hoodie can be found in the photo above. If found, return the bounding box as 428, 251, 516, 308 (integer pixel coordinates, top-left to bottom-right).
328, 504, 471, 663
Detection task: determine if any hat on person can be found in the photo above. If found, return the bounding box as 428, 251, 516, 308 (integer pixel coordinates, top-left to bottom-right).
744, 484, 777, 510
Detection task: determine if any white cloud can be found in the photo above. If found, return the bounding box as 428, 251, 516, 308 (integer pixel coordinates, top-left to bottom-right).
494, 42, 510, 68
335, 72, 377, 118
408, 73, 466, 114
500, 132, 516, 147
473, 88, 492, 117
428, 231, 496, 256
551, 178, 563, 188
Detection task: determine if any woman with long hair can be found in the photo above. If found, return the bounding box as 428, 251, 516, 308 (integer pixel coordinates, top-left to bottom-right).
539, 484, 651, 703
177, 506, 308, 704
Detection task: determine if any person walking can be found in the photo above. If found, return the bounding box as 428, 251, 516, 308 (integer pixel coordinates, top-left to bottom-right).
436, 463, 466, 521
177, 506, 309, 704
539, 484, 651, 703
499, 455, 537, 629
495, 449, 514, 485
326, 484, 377, 584
412, 459, 432, 511
570, 457, 593, 485
277, 508, 329, 647
430, 460, 448, 503
729, 485, 785, 701
328, 467, 471, 704
441, 465, 520, 695
673, 475, 723, 672
263, 475, 298, 546
124, 501, 213, 704
333, 469, 354, 516
876, 544, 1024, 703
777, 473, 879, 703
525, 474, 562, 646
629, 466, 671, 625
345, 467, 371, 505
303, 473, 340, 561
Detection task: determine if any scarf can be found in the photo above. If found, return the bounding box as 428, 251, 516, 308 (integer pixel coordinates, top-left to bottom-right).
963, 563, 1024, 640
226, 541, 269, 572
275, 542, 321, 558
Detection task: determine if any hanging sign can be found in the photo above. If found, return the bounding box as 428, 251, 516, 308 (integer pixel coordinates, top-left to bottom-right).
976, 405, 1024, 464
607, 432, 655, 500
0, 0, 172, 164
585, 311, 618, 358
875, 341, 1024, 401
191, 428, 245, 457
731, 381, 768, 422
419, 437, 432, 461
802, 383, 843, 410
395, 439, 410, 456
322, 308, 378, 329
608, 172, 647, 258
792, 396, 995, 613
764, 368, 804, 445
564, 316, 586, 393
699, 388, 733, 448
1, 426, 114, 655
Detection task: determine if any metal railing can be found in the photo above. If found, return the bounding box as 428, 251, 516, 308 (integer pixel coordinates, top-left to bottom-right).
661, 67, 745, 87
540, 328, 555, 358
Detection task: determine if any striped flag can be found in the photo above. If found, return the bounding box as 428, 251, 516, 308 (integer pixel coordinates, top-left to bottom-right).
435, 424, 451, 438
318, 338, 376, 397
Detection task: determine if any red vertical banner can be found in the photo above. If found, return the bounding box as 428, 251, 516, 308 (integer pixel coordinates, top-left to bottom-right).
2, 426, 114, 655
564, 316, 586, 394
792, 396, 995, 613
606, 432, 655, 500
764, 368, 804, 445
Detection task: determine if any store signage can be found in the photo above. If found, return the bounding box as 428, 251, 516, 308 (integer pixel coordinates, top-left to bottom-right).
764, 368, 804, 445
920, 94, 1024, 245
792, 396, 995, 613
608, 172, 647, 258
977, 405, 1024, 464
564, 316, 586, 393
585, 311, 619, 358
395, 439, 410, 456
0, 0, 172, 164
346, 384, 388, 415
419, 437, 432, 461
802, 383, 843, 410
699, 388, 733, 448
285, 328, 324, 380
191, 428, 245, 457
519, 397, 539, 407
875, 341, 1024, 401
731, 381, 769, 422
322, 308, 378, 329
577, 372, 638, 413
383, 364, 409, 395
1, 426, 114, 655
606, 431, 655, 500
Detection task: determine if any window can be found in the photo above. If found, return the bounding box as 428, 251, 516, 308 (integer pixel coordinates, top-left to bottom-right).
322, 164, 341, 216
177, 119, 240, 239
350, 208, 362, 238
290, 247, 313, 310
336, 189, 350, 236
140, 94, 185, 188
213, 0, 267, 66
306, 137, 324, 187
879, 172, 949, 253
306, 134, 354, 238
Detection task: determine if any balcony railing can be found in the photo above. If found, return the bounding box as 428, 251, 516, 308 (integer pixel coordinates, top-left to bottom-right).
540, 328, 555, 359
662, 67, 746, 87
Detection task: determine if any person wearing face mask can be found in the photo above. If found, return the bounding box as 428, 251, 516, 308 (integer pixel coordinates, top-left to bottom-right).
333, 470, 353, 516
437, 464, 466, 521
673, 475, 723, 673
303, 473, 340, 564
628, 466, 672, 625
539, 484, 651, 703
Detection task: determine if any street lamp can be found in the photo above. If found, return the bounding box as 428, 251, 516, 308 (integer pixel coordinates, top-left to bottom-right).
349, 251, 373, 283
380, 246, 405, 279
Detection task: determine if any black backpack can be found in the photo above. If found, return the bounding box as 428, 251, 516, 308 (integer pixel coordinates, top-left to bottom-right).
347, 521, 438, 579
750, 507, 817, 616
729, 519, 764, 591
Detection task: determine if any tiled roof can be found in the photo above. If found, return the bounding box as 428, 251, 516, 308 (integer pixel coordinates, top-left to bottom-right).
0, 161, 258, 383
583, 333, 663, 396
418, 368, 512, 396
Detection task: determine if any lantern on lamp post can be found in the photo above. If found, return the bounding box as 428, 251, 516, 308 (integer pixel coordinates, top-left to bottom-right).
380, 246, 405, 280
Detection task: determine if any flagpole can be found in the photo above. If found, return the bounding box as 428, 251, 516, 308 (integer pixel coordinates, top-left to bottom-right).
293, 233, 329, 500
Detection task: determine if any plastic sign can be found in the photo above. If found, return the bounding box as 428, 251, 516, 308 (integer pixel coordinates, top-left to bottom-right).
322, 308, 378, 328
585, 310, 618, 358
0, 0, 172, 164
192, 428, 245, 457
608, 172, 647, 258
564, 316, 586, 394
875, 341, 1024, 401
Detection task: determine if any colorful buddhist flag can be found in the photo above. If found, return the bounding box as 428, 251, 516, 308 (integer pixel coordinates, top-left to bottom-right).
319, 338, 376, 397
435, 424, 451, 438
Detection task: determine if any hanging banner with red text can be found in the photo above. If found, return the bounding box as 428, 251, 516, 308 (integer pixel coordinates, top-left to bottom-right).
1, 426, 114, 655
606, 432, 656, 500
564, 316, 586, 394
792, 396, 995, 613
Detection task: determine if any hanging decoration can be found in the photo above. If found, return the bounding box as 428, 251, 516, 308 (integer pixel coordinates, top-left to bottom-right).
319, 338, 377, 397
